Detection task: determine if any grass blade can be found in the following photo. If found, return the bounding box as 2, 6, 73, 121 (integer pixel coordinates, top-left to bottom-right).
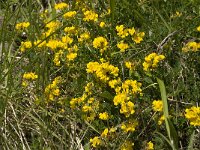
157, 78, 178, 150
187, 130, 195, 150
110, 0, 115, 24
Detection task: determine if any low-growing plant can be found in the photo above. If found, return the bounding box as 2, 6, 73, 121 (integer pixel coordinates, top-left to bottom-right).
0, 0, 199, 149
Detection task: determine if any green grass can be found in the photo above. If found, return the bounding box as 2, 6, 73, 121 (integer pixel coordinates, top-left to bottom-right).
0, 0, 200, 149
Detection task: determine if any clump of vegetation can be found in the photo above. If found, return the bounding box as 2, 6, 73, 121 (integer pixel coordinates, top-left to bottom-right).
0, 0, 200, 149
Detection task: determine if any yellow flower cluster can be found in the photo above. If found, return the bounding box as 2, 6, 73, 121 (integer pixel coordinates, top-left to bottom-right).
143, 53, 165, 71
45, 76, 62, 101
70, 82, 94, 108
86, 61, 119, 82
70, 82, 98, 121
121, 80, 142, 95
146, 141, 154, 150
185, 106, 200, 126
99, 112, 109, 120
101, 128, 109, 137
116, 25, 145, 43
108, 78, 121, 89
20, 41, 32, 52
125, 61, 135, 71
117, 41, 129, 52
34, 40, 46, 48
121, 120, 138, 133
133, 32, 145, 44
46, 39, 65, 50
100, 127, 116, 138
22, 72, 38, 87
66, 45, 78, 61
152, 100, 163, 112
23, 72, 38, 80
83, 10, 98, 22
64, 26, 77, 35
54, 2, 68, 10
113, 80, 142, 117
15, 22, 30, 30
45, 21, 60, 35
116, 25, 130, 38
53, 50, 63, 66
90, 136, 101, 148
152, 100, 165, 125
93, 36, 108, 54
182, 41, 200, 52
63, 11, 77, 19
78, 32, 90, 43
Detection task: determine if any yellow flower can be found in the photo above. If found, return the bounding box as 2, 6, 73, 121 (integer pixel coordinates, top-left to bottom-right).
20, 41, 32, 52
128, 27, 135, 35
197, 25, 200, 32
99, 112, 109, 120
23, 72, 38, 80
53, 50, 63, 66
113, 93, 128, 106
120, 101, 135, 117
45, 21, 60, 31
62, 36, 73, 45
143, 53, 165, 71
55, 2, 68, 10
64, 26, 77, 35
34, 40, 46, 48
66, 52, 77, 61
78, 32, 90, 42
86, 61, 119, 82
93, 36, 108, 54
158, 115, 165, 125
152, 100, 163, 112
82, 105, 93, 112
182, 41, 199, 52
125, 61, 135, 70
185, 106, 200, 126
108, 78, 121, 89
45, 77, 62, 101
101, 128, 109, 137
146, 141, 154, 150
132, 32, 145, 43
15, 22, 30, 30
117, 41, 129, 52
70, 98, 78, 109
83, 10, 98, 22
90, 136, 101, 147
121, 120, 138, 133
110, 127, 117, 133
116, 25, 129, 38
63, 11, 77, 19
46, 40, 65, 50
121, 79, 142, 95
22, 81, 28, 87
99, 21, 106, 28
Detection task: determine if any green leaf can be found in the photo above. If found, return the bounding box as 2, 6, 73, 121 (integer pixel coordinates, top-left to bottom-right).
157, 78, 178, 150
157, 78, 169, 117
187, 130, 195, 150
99, 91, 114, 100
167, 118, 178, 150
155, 131, 172, 147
